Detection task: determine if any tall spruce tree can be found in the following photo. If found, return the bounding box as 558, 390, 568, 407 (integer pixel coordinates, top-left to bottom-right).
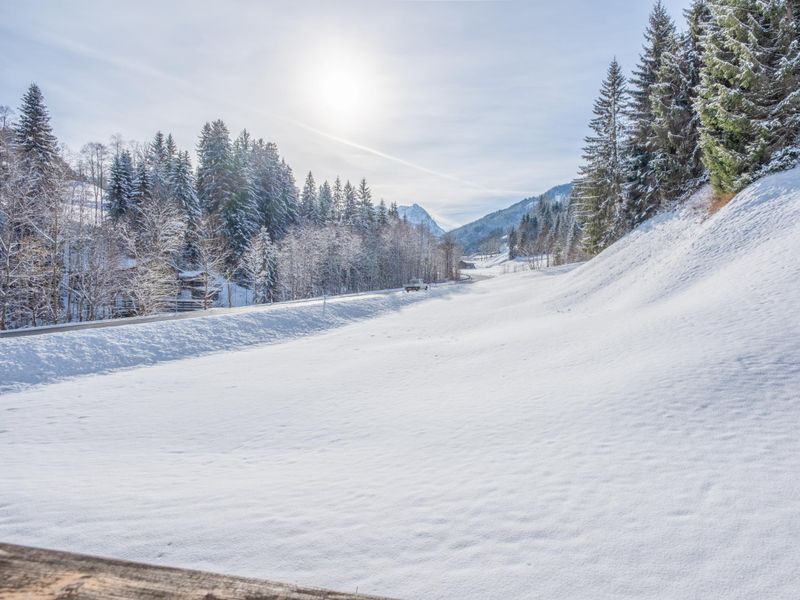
650, 33, 705, 204
343, 180, 358, 225
332, 176, 344, 221
14, 84, 59, 185
300, 171, 318, 223
243, 226, 278, 304
223, 130, 258, 256
107, 150, 135, 220
318, 181, 333, 223
170, 151, 200, 220
625, 1, 678, 225
356, 178, 374, 227
576, 59, 629, 254
698, 0, 800, 193
196, 119, 233, 214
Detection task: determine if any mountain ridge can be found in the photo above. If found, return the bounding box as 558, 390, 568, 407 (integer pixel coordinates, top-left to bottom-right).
449, 183, 573, 252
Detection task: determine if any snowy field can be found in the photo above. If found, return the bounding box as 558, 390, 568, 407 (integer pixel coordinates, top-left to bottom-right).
2, 170, 800, 599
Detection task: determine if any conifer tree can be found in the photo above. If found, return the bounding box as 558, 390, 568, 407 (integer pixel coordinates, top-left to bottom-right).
377, 199, 388, 226
107, 150, 135, 220
357, 178, 374, 227
575, 59, 629, 254
14, 83, 59, 184
625, 1, 678, 225
243, 226, 278, 303
223, 130, 258, 256
196, 119, 233, 214
697, 0, 800, 193
318, 181, 333, 223
650, 34, 705, 204
170, 151, 200, 220
132, 160, 152, 211
343, 180, 358, 225
332, 176, 344, 221
300, 171, 318, 223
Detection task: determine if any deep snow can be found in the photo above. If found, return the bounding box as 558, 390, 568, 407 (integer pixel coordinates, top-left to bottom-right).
1, 170, 799, 599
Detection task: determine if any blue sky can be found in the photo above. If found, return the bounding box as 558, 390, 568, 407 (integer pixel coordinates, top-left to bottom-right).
1, 0, 692, 229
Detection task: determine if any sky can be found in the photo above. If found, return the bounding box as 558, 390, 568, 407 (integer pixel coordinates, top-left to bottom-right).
1, 0, 693, 230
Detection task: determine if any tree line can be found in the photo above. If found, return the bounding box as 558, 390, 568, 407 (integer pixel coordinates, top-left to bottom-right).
510, 0, 800, 261
0, 87, 459, 331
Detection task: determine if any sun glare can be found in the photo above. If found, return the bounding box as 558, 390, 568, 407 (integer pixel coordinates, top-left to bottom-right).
301, 45, 380, 132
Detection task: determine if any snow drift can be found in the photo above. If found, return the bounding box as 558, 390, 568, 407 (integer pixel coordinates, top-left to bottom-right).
0, 286, 463, 393
1, 169, 799, 600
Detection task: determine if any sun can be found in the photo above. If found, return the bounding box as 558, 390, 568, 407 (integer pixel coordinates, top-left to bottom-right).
301, 45, 380, 132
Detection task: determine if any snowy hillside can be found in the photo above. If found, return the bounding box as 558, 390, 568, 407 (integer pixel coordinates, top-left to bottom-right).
449, 182, 572, 251
396, 203, 445, 236
1, 169, 799, 600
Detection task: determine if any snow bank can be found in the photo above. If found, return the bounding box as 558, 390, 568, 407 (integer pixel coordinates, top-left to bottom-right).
1, 169, 799, 600
0, 287, 462, 392
553, 170, 800, 313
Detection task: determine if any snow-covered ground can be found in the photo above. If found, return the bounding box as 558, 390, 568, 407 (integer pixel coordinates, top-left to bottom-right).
2, 170, 800, 599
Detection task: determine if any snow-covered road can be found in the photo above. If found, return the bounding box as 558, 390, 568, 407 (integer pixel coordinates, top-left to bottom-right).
2, 171, 800, 599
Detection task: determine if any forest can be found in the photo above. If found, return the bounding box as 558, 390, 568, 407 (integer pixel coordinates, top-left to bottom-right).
508, 0, 800, 262
0, 95, 459, 330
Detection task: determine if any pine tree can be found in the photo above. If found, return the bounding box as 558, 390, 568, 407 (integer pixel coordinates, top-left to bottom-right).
318, 181, 333, 223
132, 160, 152, 211
196, 119, 233, 214
650, 33, 705, 204
223, 130, 258, 256
697, 0, 800, 193
377, 199, 388, 226
243, 226, 278, 303
300, 171, 318, 223
625, 1, 678, 225
170, 151, 200, 220
14, 83, 59, 184
575, 59, 629, 254
278, 159, 299, 228
107, 150, 135, 220
332, 176, 344, 221
343, 180, 358, 224
356, 178, 374, 227
148, 131, 170, 198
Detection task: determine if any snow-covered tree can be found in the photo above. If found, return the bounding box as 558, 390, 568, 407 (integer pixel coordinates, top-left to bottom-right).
343, 180, 358, 225
243, 226, 278, 303
650, 33, 706, 204
356, 178, 374, 227
171, 150, 200, 220
318, 180, 333, 223
222, 130, 258, 257
107, 150, 135, 220
332, 176, 344, 221
625, 1, 678, 225
299, 171, 318, 223
121, 198, 185, 315
697, 0, 800, 193
575, 59, 629, 254
196, 120, 233, 214
14, 83, 59, 191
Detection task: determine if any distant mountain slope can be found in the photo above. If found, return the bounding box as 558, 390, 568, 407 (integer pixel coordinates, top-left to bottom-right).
450, 183, 573, 252
397, 203, 446, 236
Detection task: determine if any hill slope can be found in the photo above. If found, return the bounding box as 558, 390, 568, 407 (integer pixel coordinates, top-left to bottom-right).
449, 182, 572, 251
1, 170, 799, 600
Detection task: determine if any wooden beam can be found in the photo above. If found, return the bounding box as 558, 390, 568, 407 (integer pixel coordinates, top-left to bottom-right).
0, 543, 398, 600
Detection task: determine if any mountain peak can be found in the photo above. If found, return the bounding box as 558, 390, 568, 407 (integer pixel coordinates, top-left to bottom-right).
397, 204, 446, 236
